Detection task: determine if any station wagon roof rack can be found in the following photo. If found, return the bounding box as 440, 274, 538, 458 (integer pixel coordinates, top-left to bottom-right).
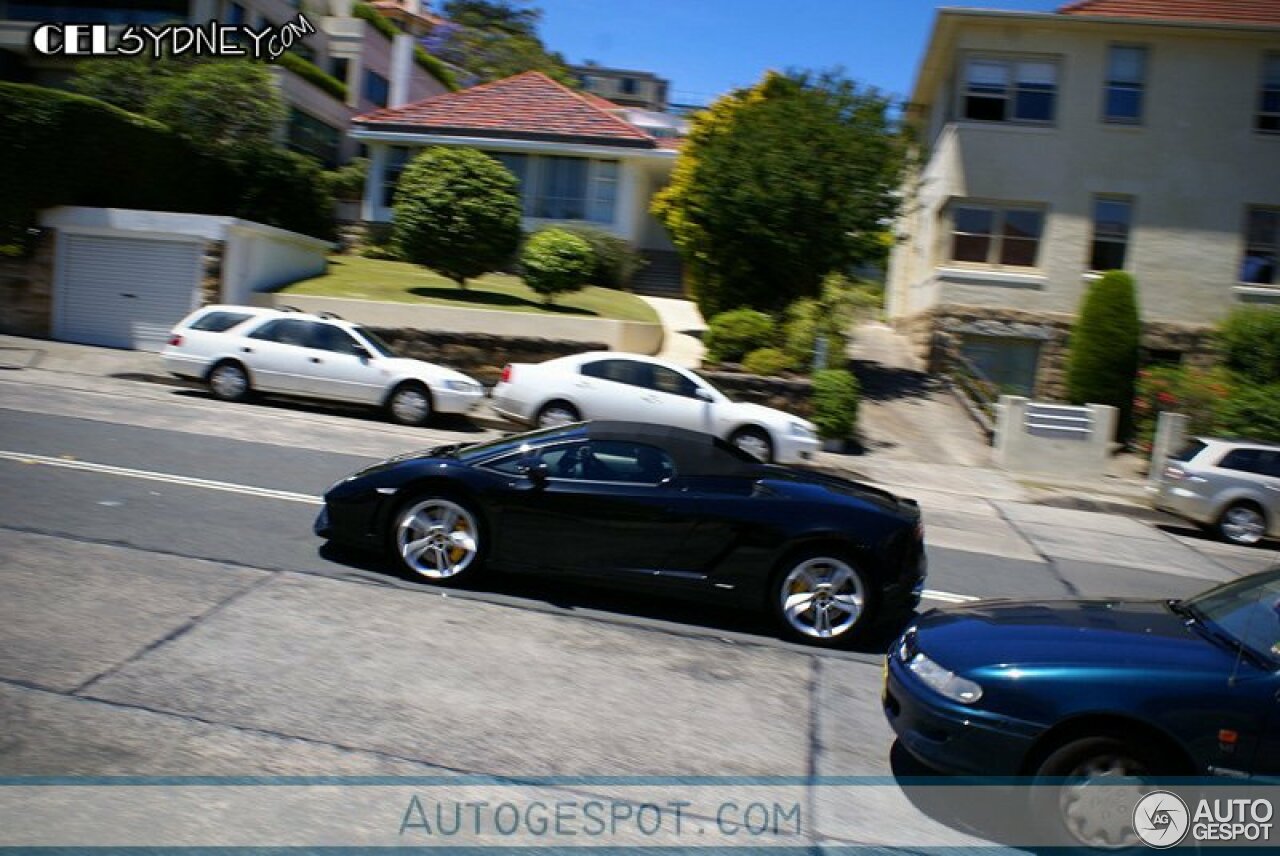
276, 305, 303, 313
316, 311, 344, 320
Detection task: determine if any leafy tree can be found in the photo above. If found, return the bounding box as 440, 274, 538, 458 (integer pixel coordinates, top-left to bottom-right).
392, 147, 522, 288
521, 228, 594, 305
1217, 307, 1280, 386
72, 57, 286, 160
703, 308, 776, 364
1065, 270, 1142, 436
426, 0, 574, 86
652, 70, 905, 316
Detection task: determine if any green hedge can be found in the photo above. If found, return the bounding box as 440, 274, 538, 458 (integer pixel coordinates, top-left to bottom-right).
0, 82, 334, 246
811, 369, 860, 440
741, 347, 795, 376
704, 308, 776, 364
1218, 307, 1280, 386
352, 2, 459, 91
275, 51, 348, 101
1066, 270, 1141, 435
544, 224, 644, 289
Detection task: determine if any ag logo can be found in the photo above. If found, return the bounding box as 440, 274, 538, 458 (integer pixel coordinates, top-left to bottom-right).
1133, 790, 1190, 848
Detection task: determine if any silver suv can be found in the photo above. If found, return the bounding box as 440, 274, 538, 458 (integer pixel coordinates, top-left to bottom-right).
1155, 438, 1280, 546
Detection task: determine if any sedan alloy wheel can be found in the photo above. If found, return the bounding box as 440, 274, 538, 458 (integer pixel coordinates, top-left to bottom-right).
1219, 503, 1266, 546
389, 384, 432, 426
394, 498, 480, 580
777, 555, 866, 642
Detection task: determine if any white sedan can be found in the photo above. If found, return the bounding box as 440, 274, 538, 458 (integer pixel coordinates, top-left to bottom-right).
162, 305, 484, 426
490, 352, 820, 463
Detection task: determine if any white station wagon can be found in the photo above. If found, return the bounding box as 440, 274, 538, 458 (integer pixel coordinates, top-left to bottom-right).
490, 351, 820, 463
161, 305, 484, 426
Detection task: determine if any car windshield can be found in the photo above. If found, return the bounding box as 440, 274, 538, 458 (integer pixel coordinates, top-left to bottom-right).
1170, 439, 1207, 463
1181, 569, 1280, 667
455, 425, 585, 463
352, 326, 396, 358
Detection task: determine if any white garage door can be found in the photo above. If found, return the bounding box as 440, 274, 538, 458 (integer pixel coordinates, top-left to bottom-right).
55, 235, 204, 352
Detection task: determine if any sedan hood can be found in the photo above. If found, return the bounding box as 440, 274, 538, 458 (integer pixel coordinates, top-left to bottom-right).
381, 358, 479, 386
727, 401, 814, 431
914, 598, 1235, 675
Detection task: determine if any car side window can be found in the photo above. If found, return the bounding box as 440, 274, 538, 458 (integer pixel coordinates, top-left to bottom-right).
247, 319, 312, 347
649, 365, 701, 398
312, 323, 364, 355
581, 359, 644, 388
567, 441, 675, 484
188, 311, 253, 332
484, 443, 583, 477
1219, 448, 1264, 475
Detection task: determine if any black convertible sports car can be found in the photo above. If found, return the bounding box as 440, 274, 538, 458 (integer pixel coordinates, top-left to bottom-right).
315, 421, 927, 645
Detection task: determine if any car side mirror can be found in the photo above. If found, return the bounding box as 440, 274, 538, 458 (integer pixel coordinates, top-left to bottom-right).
352, 344, 370, 361
524, 462, 550, 485
695, 388, 714, 403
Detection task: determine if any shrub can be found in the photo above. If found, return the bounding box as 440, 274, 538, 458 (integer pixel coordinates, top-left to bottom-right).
275, 51, 348, 101
1216, 384, 1280, 442
552, 224, 645, 289
811, 369, 861, 440
1218, 307, 1280, 386
521, 228, 594, 304
704, 308, 776, 364
323, 157, 368, 202
392, 146, 522, 288
352, 2, 459, 90
1066, 270, 1142, 436
741, 347, 795, 376
1132, 365, 1233, 451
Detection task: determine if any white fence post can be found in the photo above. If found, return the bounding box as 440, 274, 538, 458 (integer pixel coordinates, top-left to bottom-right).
1148, 411, 1189, 488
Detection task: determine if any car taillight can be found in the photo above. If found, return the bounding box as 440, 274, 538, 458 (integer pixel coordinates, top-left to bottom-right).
1163, 464, 1185, 481
500, 364, 513, 383
167, 334, 183, 347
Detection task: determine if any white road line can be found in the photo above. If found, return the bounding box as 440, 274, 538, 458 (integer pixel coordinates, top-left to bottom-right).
0, 450, 323, 505
0, 448, 987, 604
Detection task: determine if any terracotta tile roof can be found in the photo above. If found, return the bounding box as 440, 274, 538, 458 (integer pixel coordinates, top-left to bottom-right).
1058, 0, 1280, 25
354, 71, 661, 148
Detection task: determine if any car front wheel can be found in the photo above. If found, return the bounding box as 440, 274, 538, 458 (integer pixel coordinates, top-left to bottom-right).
1218, 501, 1267, 546
536, 400, 580, 428
208, 361, 251, 402
730, 427, 773, 463
392, 496, 484, 583
387, 382, 432, 426
771, 552, 874, 646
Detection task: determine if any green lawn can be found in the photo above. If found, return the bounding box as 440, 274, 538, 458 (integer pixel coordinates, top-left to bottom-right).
282, 256, 660, 324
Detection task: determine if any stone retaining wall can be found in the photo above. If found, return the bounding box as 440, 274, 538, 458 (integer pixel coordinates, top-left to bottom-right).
697, 369, 814, 419
372, 328, 607, 387
0, 233, 55, 338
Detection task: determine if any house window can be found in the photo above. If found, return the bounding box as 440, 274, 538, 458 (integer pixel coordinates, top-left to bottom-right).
1241, 207, 1279, 285
1104, 46, 1146, 123
588, 160, 618, 224
286, 108, 340, 167
620, 77, 637, 94
330, 57, 350, 86
1258, 54, 1280, 133
381, 146, 412, 209
950, 204, 1044, 267
960, 335, 1041, 397
363, 70, 390, 108
962, 57, 1057, 123
226, 2, 246, 27
533, 156, 588, 220
1089, 196, 1133, 271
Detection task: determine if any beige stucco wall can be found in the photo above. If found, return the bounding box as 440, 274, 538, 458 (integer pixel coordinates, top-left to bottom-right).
252, 293, 665, 354
887, 13, 1280, 327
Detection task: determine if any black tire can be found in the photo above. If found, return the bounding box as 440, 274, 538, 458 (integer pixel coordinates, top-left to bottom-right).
769, 549, 876, 647
1217, 501, 1268, 547
389, 493, 485, 584
1031, 735, 1171, 850
730, 426, 773, 463
536, 400, 580, 428
207, 360, 251, 402
387, 382, 433, 427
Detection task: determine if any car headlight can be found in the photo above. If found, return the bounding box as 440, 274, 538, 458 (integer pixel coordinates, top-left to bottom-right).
789, 421, 817, 439
443, 380, 480, 393
905, 652, 983, 704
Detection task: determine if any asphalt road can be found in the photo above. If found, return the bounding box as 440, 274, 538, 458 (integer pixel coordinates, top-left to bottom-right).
2, 368, 1277, 849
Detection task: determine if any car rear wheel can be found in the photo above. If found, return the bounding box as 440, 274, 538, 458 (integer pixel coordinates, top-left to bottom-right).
771, 552, 873, 646
208, 361, 251, 402
1032, 735, 1169, 849
388, 382, 432, 427
730, 427, 773, 463
1217, 501, 1267, 546
392, 496, 483, 583
536, 400, 580, 428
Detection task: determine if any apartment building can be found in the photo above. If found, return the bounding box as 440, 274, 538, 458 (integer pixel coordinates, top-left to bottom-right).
885, 0, 1280, 397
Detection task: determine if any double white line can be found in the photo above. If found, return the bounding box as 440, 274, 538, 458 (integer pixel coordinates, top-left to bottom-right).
0, 449, 982, 604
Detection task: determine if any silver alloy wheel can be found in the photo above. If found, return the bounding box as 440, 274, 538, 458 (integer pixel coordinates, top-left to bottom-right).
209, 364, 247, 400
1057, 756, 1147, 849
396, 498, 479, 579
1222, 505, 1266, 545
537, 403, 578, 427
390, 386, 431, 425
732, 430, 771, 463
779, 557, 864, 639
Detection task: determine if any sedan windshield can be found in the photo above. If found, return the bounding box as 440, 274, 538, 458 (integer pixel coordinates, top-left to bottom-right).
1181, 569, 1280, 667
353, 327, 397, 358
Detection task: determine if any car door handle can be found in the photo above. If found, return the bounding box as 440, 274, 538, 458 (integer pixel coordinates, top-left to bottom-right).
310, 357, 322, 363
642, 394, 660, 403
120, 293, 137, 299
241, 347, 253, 353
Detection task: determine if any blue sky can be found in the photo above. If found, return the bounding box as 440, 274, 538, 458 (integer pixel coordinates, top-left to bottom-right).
536, 0, 1063, 105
